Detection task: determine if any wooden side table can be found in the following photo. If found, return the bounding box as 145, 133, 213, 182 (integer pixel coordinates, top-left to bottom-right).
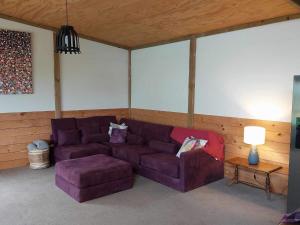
225, 157, 282, 199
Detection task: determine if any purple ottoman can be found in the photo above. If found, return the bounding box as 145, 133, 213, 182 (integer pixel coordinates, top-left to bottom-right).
55, 154, 133, 202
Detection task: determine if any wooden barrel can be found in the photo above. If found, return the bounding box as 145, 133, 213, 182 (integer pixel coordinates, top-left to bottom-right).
28, 148, 49, 169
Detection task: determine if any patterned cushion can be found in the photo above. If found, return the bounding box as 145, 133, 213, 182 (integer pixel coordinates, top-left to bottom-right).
176, 137, 197, 158
110, 128, 127, 144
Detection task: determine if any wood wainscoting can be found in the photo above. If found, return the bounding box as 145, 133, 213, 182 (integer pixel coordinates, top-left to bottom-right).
130, 108, 189, 128
130, 108, 290, 194
0, 108, 129, 170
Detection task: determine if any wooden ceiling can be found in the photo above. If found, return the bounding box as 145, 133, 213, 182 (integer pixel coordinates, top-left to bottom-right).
0, 0, 300, 49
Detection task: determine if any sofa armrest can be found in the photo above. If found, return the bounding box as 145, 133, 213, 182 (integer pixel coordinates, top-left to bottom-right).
179, 150, 224, 192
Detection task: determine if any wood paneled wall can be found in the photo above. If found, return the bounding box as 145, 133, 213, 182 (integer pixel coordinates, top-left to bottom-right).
0, 108, 129, 170
130, 108, 189, 128
130, 108, 290, 194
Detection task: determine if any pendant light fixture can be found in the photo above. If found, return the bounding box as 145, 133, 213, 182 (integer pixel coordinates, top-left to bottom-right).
56, 0, 80, 54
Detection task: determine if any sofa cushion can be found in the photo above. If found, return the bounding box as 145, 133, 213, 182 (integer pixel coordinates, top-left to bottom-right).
76, 117, 100, 131
51, 118, 77, 144
119, 118, 144, 136
112, 145, 156, 166
57, 129, 81, 146
82, 133, 109, 144
148, 140, 178, 154
126, 133, 144, 145
110, 128, 127, 144
54, 143, 110, 161
98, 116, 118, 134
55, 154, 132, 188
140, 153, 180, 178
142, 122, 173, 143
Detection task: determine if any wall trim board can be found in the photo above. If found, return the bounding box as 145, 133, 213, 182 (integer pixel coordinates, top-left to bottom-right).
61, 108, 129, 120
188, 38, 196, 128
128, 50, 132, 114
53, 32, 62, 119
130, 108, 290, 194
0, 13, 130, 50
0, 108, 129, 170
132, 13, 300, 50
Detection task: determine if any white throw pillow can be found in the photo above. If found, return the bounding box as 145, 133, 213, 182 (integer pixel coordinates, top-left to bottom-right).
108, 122, 128, 136
194, 139, 208, 150
176, 137, 197, 158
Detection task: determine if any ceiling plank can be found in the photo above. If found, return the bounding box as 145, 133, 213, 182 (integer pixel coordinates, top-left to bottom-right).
0, 0, 299, 48
0, 12, 130, 49
132, 13, 300, 50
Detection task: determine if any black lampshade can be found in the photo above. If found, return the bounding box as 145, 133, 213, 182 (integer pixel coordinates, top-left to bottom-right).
56, 25, 80, 54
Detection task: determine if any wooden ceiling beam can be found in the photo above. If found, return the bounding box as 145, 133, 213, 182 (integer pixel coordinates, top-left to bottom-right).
132, 13, 300, 50
0, 13, 130, 50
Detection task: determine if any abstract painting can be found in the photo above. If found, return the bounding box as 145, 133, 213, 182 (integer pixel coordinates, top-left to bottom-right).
0, 29, 32, 94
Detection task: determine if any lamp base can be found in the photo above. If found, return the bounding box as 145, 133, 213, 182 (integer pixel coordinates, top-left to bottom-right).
248, 145, 259, 165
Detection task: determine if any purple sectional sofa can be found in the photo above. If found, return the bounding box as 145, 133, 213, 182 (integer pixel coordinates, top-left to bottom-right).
51, 116, 114, 162
51, 116, 224, 193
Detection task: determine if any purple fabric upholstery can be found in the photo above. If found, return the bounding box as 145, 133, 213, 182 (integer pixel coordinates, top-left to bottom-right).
148, 140, 178, 154
179, 150, 224, 192
80, 126, 100, 136
98, 116, 118, 134
76, 117, 100, 131
55, 155, 132, 188
54, 143, 110, 162
126, 133, 144, 145
56, 175, 133, 203
55, 154, 133, 202
142, 122, 173, 143
51, 118, 77, 144
82, 133, 109, 144
119, 118, 144, 136
110, 128, 127, 144
112, 145, 156, 167
140, 153, 180, 178
57, 129, 81, 146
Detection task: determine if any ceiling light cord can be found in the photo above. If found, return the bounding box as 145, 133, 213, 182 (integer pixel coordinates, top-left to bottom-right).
65, 0, 69, 25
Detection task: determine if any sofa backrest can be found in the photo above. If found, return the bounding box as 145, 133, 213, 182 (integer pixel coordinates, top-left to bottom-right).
98, 116, 117, 133
51, 116, 117, 144
76, 116, 117, 133
51, 118, 77, 144
170, 127, 225, 161
142, 122, 173, 143
76, 117, 100, 129
119, 118, 144, 136
120, 118, 173, 144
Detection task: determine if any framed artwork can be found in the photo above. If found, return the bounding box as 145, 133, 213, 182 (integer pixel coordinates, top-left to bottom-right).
0, 29, 32, 94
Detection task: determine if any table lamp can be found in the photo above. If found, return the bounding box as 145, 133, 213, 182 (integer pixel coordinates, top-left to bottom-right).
244, 126, 266, 165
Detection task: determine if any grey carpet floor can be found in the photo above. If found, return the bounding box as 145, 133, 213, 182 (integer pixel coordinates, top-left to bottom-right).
0, 167, 285, 225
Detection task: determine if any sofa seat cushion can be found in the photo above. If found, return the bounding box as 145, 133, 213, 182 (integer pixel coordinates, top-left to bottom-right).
55, 154, 132, 188
140, 153, 180, 178
54, 143, 110, 161
112, 145, 156, 166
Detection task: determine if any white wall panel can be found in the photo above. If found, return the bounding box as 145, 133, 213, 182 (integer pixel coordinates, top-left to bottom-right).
196, 19, 300, 122
132, 41, 189, 113
60, 39, 128, 110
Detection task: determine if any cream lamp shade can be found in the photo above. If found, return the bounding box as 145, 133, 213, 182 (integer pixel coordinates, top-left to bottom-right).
244, 126, 266, 145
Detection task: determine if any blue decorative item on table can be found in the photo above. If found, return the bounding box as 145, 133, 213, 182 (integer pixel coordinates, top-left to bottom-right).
244, 126, 266, 165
